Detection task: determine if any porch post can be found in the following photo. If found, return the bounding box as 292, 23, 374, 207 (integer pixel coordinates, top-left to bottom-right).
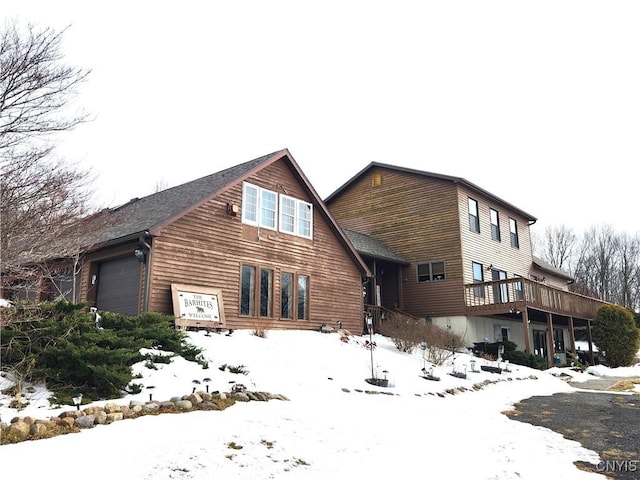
522, 309, 531, 354
568, 316, 576, 356
586, 319, 595, 365
372, 260, 378, 308
397, 266, 404, 310
546, 312, 555, 368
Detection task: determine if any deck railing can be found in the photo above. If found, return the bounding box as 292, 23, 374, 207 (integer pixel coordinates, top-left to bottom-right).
464, 278, 607, 319
364, 305, 420, 333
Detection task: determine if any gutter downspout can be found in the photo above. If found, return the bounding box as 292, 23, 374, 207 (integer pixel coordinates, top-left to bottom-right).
139, 234, 152, 313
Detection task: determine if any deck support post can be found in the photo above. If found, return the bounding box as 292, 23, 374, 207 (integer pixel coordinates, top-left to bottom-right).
522, 309, 531, 355
546, 312, 555, 368
568, 316, 576, 357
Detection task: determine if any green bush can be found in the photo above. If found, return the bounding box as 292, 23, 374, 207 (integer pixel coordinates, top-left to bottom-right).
1, 302, 203, 403
503, 349, 547, 370
592, 304, 640, 368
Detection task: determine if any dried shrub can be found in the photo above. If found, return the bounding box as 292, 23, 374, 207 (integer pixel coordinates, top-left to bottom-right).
421, 323, 466, 365
251, 320, 268, 338
378, 316, 424, 352
378, 315, 465, 363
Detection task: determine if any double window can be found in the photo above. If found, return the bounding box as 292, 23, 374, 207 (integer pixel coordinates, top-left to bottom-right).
242, 265, 309, 320
241, 265, 275, 317
242, 182, 313, 239
279, 195, 313, 239
417, 261, 446, 282
242, 183, 277, 230
280, 272, 309, 320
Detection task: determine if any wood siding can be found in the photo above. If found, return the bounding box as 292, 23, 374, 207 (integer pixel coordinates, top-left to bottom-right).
457, 185, 534, 284
146, 159, 364, 333
327, 167, 466, 317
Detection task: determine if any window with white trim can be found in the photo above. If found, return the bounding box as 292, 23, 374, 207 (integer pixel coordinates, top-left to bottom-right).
242, 182, 277, 230
279, 194, 313, 239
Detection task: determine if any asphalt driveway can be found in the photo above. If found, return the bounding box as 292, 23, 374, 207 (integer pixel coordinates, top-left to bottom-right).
506, 378, 640, 479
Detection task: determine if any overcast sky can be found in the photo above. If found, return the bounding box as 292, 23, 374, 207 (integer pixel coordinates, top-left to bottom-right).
5, 1, 640, 236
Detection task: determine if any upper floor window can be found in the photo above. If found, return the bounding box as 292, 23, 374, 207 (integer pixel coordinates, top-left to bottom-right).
490, 208, 501, 241
372, 172, 382, 187
243, 182, 313, 239
509, 218, 519, 248
468, 197, 480, 233
279, 195, 313, 239
417, 261, 446, 282
242, 182, 277, 230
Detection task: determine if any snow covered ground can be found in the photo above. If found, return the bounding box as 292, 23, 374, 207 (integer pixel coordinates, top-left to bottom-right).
1, 328, 639, 479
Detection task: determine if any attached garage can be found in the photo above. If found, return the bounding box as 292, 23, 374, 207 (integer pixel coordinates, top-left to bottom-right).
95, 255, 141, 315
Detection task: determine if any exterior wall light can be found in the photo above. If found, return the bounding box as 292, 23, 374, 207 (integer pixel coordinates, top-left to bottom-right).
134, 248, 146, 263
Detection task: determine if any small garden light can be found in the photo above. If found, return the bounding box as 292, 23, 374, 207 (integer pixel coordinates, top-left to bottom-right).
203, 377, 211, 393
72, 393, 82, 410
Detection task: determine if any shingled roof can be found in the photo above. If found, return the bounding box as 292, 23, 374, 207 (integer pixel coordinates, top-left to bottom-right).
342, 229, 409, 264
79, 149, 370, 276
532, 255, 574, 282
84, 150, 283, 249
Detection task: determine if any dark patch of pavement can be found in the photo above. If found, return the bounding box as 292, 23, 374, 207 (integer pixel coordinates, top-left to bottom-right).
505, 378, 640, 479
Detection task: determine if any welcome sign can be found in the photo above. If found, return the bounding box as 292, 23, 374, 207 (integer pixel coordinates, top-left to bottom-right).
171, 284, 225, 329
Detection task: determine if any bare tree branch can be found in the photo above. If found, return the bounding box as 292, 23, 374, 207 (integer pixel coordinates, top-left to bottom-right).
0, 19, 95, 296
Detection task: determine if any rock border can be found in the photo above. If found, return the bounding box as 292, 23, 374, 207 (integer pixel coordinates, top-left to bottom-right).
1, 390, 288, 445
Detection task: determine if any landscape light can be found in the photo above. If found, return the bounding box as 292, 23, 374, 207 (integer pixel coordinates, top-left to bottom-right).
72, 393, 82, 410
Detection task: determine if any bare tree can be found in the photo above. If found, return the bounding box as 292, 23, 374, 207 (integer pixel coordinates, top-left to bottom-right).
573, 225, 619, 303
613, 233, 640, 310
0, 19, 93, 293
535, 225, 577, 273
154, 176, 169, 193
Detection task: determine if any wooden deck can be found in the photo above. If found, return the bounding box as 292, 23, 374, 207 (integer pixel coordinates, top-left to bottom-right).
464, 278, 607, 320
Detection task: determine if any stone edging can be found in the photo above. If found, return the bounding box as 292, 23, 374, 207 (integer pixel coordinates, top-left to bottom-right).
1, 390, 288, 445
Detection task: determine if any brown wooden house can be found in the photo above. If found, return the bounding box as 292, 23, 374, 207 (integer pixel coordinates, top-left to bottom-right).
67, 149, 369, 333
324, 162, 607, 366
